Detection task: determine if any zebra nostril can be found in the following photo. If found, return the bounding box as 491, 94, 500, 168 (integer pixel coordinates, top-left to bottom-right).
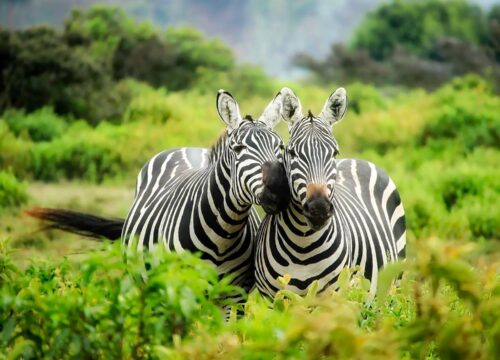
329, 202, 334, 213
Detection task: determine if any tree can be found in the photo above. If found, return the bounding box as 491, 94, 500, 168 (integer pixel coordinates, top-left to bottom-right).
294, 0, 499, 90
113, 35, 178, 88
351, 0, 487, 60
0, 5, 239, 122
164, 27, 235, 90
0, 27, 104, 114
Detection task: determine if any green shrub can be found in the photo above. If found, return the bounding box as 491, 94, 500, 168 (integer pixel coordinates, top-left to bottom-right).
360, 145, 498, 242
124, 87, 171, 123
3, 107, 67, 142
30, 122, 127, 182
0, 171, 28, 210
420, 77, 500, 151
0, 243, 237, 359
440, 172, 485, 211
345, 82, 387, 114
194, 65, 275, 99
0, 122, 33, 178
1, 239, 497, 359
336, 88, 431, 154
467, 198, 500, 241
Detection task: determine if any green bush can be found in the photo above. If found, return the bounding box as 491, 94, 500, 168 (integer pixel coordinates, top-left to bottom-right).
3, 107, 67, 142
0, 239, 498, 359
0, 243, 236, 359
30, 122, 127, 182
419, 76, 500, 151
466, 197, 500, 239
0, 122, 33, 178
0, 171, 28, 210
360, 144, 498, 242
124, 87, 171, 124
344, 82, 387, 114
194, 65, 275, 99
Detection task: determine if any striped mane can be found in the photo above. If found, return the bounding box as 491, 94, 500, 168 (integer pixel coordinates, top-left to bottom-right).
208, 116, 254, 164
209, 131, 228, 164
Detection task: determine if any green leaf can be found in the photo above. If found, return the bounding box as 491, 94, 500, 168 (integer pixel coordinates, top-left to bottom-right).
377, 261, 408, 306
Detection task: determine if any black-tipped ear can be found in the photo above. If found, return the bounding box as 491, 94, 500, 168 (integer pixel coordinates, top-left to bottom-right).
320, 87, 347, 125
258, 91, 283, 129
217, 89, 241, 132
279, 87, 303, 131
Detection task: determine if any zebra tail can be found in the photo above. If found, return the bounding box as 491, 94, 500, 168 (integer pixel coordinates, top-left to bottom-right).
25, 208, 124, 240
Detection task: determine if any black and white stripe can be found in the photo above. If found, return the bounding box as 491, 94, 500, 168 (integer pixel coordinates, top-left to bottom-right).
122, 90, 288, 292
255, 87, 406, 297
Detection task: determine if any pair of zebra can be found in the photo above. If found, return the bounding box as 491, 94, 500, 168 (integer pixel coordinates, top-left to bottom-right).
29, 87, 406, 299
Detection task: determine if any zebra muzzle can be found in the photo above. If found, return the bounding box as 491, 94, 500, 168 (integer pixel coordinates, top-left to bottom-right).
303, 185, 334, 230
260, 161, 290, 214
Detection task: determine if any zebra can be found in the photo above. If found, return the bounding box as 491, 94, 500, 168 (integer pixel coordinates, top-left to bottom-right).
28, 90, 290, 294
254, 87, 406, 298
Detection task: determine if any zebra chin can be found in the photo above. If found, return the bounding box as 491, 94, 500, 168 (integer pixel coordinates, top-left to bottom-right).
304, 216, 331, 231
258, 190, 289, 215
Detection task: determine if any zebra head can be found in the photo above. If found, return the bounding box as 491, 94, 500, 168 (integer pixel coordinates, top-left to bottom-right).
216, 90, 290, 214
280, 87, 347, 230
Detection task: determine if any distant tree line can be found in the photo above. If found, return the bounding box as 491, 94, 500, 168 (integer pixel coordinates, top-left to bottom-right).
295, 0, 500, 90
0, 6, 235, 123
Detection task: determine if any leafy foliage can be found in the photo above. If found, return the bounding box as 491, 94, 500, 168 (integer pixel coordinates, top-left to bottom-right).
295, 0, 500, 89
2, 107, 67, 142
0, 6, 250, 122
419, 76, 500, 150
0, 77, 498, 240
0, 171, 27, 210
0, 26, 112, 122
0, 243, 236, 359
0, 239, 498, 359
351, 0, 487, 60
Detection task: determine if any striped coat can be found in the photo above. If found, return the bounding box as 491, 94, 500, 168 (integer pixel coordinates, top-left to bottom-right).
255, 87, 406, 297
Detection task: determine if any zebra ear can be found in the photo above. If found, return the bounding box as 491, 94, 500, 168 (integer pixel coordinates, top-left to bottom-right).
258, 91, 283, 129
217, 89, 242, 132
320, 87, 347, 126
279, 87, 303, 131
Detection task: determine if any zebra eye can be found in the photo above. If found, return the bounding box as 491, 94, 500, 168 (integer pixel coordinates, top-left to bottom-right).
287, 148, 297, 158
333, 149, 340, 158
232, 144, 247, 154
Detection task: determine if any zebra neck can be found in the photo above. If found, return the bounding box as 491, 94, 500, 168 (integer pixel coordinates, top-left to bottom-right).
202, 152, 252, 238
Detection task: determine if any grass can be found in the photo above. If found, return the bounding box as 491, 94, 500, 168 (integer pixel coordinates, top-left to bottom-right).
1, 183, 133, 267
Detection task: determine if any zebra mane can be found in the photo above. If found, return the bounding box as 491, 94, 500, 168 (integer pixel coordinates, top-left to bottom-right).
208, 115, 262, 164
209, 131, 228, 164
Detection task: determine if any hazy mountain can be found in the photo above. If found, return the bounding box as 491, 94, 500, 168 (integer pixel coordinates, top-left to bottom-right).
1, 0, 497, 78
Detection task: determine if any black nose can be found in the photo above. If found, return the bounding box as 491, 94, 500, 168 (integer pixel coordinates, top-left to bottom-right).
303, 196, 334, 229
303, 199, 333, 215
260, 161, 290, 214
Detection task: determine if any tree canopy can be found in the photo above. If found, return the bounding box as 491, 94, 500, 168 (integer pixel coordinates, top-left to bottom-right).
295, 0, 500, 90
0, 6, 237, 122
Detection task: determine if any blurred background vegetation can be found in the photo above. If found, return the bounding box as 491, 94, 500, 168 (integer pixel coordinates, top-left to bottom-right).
0, 1, 498, 358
